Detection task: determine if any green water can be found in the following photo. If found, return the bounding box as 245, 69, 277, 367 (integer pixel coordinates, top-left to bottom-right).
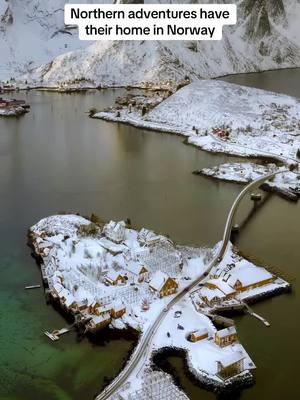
0, 68, 299, 399
0, 89, 243, 399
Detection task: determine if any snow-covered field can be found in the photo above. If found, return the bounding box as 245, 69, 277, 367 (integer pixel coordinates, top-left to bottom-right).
3, 0, 298, 87
95, 80, 300, 164
30, 214, 290, 398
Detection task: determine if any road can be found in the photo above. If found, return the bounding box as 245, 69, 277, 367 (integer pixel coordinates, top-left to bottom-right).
96, 167, 293, 400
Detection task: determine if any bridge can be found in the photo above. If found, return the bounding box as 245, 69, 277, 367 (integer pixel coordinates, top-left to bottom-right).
96, 166, 295, 400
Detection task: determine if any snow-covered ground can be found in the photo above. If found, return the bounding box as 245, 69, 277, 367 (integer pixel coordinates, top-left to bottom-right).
95, 80, 300, 164
198, 162, 300, 201
30, 214, 211, 334
0, 0, 106, 80
0, 106, 27, 116
7, 0, 299, 87
191, 242, 290, 314
30, 214, 290, 398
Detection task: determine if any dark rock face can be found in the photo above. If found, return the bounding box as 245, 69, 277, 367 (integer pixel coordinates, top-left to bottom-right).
240, 0, 286, 40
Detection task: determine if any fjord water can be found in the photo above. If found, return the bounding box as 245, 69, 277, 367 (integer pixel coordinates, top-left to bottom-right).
0, 69, 299, 400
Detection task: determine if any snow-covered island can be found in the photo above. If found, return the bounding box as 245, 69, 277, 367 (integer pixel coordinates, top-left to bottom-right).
195, 162, 300, 202
0, 97, 29, 117
29, 214, 290, 398
94, 80, 300, 165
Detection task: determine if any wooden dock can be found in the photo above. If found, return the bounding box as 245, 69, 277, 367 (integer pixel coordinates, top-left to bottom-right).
25, 285, 41, 290
44, 327, 70, 341
243, 302, 270, 327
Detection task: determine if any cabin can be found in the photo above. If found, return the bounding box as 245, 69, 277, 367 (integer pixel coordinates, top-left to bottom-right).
86, 313, 111, 333
215, 326, 238, 347
88, 301, 101, 315
226, 267, 275, 292
149, 271, 178, 298
216, 351, 244, 380
200, 287, 226, 307
137, 228, 162, 247
103, 220, 126, 243
105, 270, 126, 285
111, 303, 126, 318
190, 327, 209, 342
64, 293, 77, 311
77, 299, 89, 311
51, 282, 64, 300
124, 261, 148, 282
204, 279, 236, 300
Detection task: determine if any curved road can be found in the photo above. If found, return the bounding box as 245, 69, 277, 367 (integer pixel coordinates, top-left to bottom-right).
96, 167, 296, 400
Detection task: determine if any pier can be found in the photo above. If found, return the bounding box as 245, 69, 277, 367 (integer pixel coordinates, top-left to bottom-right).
44, 327, 71, 341
243, 302, 270, 327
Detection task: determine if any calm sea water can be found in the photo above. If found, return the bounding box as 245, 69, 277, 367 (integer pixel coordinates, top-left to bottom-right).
0, 69, 299, 399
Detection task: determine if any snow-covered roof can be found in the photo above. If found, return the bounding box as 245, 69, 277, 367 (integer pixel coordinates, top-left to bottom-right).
227, 265, 273, 288
112, 302, 126, 312
201, 287, 225, 301
124, 261, 148, 276
216, 326, 237, 338
149, 271, 170, 292
206, 279, 236, 295
91, 313, 111, 324
59, 288, 70, 300
64, 293, 76, 307
106, 270, 124, 282
105, 220, 125, 232
217, 351, 244, 368
192, 327, 208, 337
98, 237, 126, 253
53, 282, 63, 294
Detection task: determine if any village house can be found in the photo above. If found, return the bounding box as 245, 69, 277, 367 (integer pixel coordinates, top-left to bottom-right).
51, 282, 64, 300
88, 301, 101, 315
105, 270, 126, 285
149, 271, 178, 297
215, 326, 238, 347
137, 228, 162, 247
204, 279, 236, 300
103, 220, 126, 243
76, 299, 89, 312
190, 327, 209, 342
124, 261, 149, 282
225, 266, 275, 292
111, 303, 126, 318
86, 313, 111, 333
199, 286, 226, 307
216, 351, 245, 380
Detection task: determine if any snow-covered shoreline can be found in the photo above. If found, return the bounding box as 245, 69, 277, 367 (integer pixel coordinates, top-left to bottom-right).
93, 80, 300, 166
29, 214, 290, 399
195, 162, 300, 202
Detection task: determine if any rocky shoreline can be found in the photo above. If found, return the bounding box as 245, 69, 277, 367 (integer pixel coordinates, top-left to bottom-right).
152, 346, 254, 395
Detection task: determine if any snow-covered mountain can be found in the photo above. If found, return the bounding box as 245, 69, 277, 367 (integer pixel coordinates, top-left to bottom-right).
2, 0, 300, 86
0, 0, 108, 80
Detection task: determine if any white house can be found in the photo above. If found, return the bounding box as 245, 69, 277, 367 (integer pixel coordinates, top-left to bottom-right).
124, 261, 149, 282
103, 220, 126, 243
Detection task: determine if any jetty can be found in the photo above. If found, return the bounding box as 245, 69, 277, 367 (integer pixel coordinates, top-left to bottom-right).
44, 327, 71, 341
243, 302, 270, 327
25, 284, 41, 290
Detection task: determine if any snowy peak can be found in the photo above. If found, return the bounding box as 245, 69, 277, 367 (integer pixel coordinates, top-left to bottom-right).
3, 0, 300, 86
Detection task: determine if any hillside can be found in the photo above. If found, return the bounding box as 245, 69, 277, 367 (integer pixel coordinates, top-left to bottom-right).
0, 0, 104, 80
2, 0, 300, 86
